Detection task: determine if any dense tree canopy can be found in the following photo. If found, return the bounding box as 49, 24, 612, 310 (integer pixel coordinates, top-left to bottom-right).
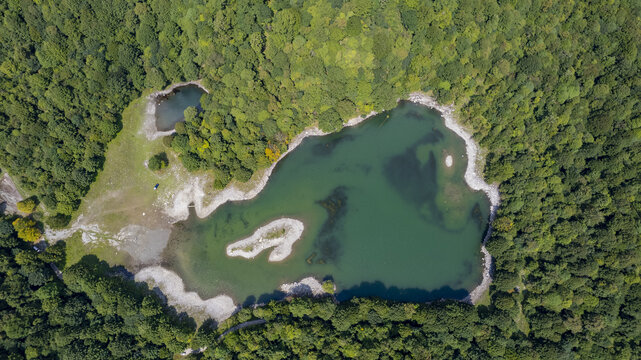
0, 0, 640, 359
0, 216, 194, 359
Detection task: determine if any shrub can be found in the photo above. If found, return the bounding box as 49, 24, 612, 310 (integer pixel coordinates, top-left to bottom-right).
148, 152, 169, 171
318, 108, 342, 133
46, 214, 72, 229
322, 280, 335, 295
234, 167, 253, 183
162, 134, 174, 148
179, 153, 201, 171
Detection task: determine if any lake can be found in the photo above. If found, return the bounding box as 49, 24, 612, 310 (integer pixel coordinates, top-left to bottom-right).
163, 102, 490, 304
155, 85, 205, 131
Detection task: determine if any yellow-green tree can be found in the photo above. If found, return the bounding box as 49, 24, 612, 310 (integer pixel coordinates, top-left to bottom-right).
16, 197, 38, 213
12, 218, 42, 243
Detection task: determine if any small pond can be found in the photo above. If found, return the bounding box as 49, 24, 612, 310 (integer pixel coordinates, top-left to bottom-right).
163, 102, 491, 304
155, 85, 205, 131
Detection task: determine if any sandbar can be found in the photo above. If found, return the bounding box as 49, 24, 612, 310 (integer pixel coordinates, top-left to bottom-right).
226, 218, 304, 262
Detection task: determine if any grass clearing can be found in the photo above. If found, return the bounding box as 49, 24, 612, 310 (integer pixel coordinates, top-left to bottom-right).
265, 227, 286, 239
514, 300, 530, 335
64, 232, 133, 268
76, 94, 166, 229
63, 90, 213, 266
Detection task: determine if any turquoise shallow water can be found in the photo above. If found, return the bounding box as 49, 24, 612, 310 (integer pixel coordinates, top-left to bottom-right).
155, 85, 205, 131
163, 102, 490, 304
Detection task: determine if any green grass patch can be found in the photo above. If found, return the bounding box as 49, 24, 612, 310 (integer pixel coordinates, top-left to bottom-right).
63, 232, 132, 269
63, 91, 213, 266
265, 227, 286, 239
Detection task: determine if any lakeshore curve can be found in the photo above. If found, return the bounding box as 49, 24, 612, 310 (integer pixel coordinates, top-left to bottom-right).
135, 266, 238, 323
164, 111, 377, 223
226, 218, 304, 262
408, 93, 500, 305
117, 88, 499, 322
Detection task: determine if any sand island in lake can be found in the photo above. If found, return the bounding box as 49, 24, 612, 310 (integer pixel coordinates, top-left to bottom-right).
226, 218, 304, 262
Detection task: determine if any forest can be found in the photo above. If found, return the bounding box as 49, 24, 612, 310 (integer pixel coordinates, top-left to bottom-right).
0, 0, 640, 358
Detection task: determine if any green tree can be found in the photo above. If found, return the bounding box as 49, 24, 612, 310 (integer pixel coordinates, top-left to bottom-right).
148, 152, 169, 171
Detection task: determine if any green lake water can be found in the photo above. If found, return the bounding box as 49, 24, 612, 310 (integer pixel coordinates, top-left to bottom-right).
155, 85, 205, 131
163, 102, 490, 304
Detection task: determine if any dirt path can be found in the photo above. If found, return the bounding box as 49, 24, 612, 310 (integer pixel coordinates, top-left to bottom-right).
218, 319, 267, 340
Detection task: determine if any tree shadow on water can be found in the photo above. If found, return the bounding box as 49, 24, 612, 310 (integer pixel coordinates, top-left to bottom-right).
241, 290, 287, 307
239, 279, 469, 307
336, 281, 469, 303
312, 134, 356, 156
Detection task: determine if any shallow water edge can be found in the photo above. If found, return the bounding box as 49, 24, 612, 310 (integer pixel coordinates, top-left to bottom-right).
408, 93, 500, 304
41, 85, 500, 321
143, 92, 500, 320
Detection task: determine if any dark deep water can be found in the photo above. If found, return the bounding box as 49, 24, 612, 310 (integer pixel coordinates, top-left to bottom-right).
155, 85, 205, 131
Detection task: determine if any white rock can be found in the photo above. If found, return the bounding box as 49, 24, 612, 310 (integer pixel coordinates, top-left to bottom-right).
445, 155, 453, 167
280, 277, 326, 296
135, 266, 237, 323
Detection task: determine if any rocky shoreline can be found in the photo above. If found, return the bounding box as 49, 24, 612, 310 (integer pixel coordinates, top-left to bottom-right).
408, 93, 500, 304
